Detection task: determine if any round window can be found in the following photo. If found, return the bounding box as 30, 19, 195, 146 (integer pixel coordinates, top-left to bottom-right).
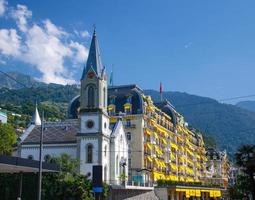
86, 120, 94, 129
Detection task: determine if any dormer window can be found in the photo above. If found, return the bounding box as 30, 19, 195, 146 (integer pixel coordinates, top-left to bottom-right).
124, 103, 132, 114
108, 104, 116, 116
127, 96, 132, 103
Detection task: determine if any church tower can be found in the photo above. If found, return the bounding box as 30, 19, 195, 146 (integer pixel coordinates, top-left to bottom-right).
77, 29, 110, 183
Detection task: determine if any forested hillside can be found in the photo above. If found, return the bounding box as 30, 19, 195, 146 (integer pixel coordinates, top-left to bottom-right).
1, 72, 254, 155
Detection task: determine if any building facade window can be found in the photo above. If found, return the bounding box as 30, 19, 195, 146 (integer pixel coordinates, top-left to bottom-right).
88, 86, 95, 107
126, 132, 131, 141
103, 87, 106, 107
28, 155, 33, 160
87, 144, 93, 163
126, 119, 131, 127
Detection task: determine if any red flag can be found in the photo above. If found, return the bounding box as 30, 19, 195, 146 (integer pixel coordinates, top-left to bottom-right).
160, 82, 163, 94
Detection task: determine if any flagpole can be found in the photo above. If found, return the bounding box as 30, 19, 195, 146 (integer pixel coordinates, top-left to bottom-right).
160, 82, 163, 101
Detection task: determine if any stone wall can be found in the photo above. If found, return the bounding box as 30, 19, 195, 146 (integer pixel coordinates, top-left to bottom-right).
107, 188, 159, 200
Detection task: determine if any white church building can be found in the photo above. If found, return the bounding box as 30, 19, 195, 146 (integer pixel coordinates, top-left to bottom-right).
18, 30, 128, 185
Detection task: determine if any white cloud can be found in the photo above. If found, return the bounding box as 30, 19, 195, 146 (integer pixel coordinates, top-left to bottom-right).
81, 30, 90, 38
0, 0, 7, 16
69, 41, 88, 63
44, 19, 67, 37
0, 1, 90, 85
22, 23, 75, 84
0, 29, 21, 56
11, 4, 32, 32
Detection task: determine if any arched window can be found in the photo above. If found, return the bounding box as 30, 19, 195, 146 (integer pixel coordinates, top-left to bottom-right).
87, 144, 93, 163
126, 132, 131, 141
88, 86, 95, 107
116, 155, 119, 174
28, 155, 33, 160
103, 87, 106, 107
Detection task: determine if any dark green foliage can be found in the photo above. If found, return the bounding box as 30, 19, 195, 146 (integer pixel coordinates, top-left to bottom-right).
43, 154, 94, 200
234, 144, 255, 199
0, 83, 79, 126
0, 154, 96, 200
2, 71, 255, 156
0, 173, 38, 200
0, 123, 17, 155
145, 90, 255, 156
229, 174, 252, 199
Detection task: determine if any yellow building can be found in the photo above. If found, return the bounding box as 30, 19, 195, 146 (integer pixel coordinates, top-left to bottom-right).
68, 84, 226, 199
107, 85, 208, 185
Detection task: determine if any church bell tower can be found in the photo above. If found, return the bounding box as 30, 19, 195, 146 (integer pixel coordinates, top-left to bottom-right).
77, 29, 110, 182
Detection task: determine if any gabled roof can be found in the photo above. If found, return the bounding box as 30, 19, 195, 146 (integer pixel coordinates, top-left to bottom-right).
21, 121, 79, 145
110, 118, 124, 138
81, 30, 103, 79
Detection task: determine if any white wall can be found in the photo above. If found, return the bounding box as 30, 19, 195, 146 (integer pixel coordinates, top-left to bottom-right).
80, 115, 99, 133
79, 137, 99, 177
20, 143, 77, 161
110, 122, 129, 185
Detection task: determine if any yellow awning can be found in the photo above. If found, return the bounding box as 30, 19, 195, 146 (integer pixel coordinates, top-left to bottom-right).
145, 142, 152, 150
170, 163, 177, 171
161, 138, 167, 145
154, 132, 159, 140
170, 143, 178, 150
146, 156, 152, 162
144, 128, 151, 136
154, 158, 160, 167
124, 103, 132, 108
187, 148, 194, 156
161, 161, 166, 168
170, 152, 175, 160
154, 145, 163, 155
179, 176, 185, 182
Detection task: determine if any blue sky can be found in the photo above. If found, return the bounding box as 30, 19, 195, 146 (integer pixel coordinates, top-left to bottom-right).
1, 0, 255, 103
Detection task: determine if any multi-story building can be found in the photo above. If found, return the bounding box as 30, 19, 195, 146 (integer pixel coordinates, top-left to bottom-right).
205, 148, 230, 189
105, 85, 208, 185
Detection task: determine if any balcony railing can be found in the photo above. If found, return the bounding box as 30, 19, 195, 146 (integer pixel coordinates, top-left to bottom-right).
125, 124, 136, 129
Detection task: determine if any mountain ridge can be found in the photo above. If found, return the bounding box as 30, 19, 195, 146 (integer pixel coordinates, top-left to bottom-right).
236, 100, 255, 113
1, 71, 255, 155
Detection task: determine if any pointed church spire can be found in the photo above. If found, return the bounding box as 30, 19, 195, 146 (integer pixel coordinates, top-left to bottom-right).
81, 28, 103, 79
32, 102, 41, 125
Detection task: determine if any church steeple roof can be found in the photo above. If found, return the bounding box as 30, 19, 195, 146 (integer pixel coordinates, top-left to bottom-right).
81, 29, 103, 79
31, 103, 41, 126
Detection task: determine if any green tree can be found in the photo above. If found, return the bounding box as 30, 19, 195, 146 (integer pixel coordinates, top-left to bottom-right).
0, 123, 17, 155
42, 154, 94, 200
229, 174, 252, 199
235, 144, 255, 199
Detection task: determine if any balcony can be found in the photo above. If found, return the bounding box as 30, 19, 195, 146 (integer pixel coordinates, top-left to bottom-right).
125, 124, 136, 129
